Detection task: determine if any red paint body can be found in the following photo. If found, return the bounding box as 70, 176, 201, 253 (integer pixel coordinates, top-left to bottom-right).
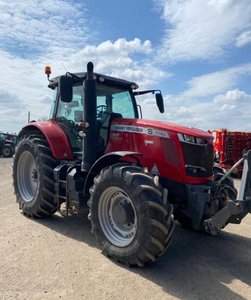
22, 118, 213, 185
20, 120, 73, 160
106, 118, 213, 184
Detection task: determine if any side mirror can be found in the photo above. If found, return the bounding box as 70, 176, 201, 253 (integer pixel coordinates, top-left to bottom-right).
59, 76, 73, 102
156, 93, 164, 113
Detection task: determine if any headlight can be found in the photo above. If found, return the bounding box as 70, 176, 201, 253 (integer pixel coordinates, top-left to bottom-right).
196, 137, 207, 144
178, 133, 207, 144
183, 134, 195, 143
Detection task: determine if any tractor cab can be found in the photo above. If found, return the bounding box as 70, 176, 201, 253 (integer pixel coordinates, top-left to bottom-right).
48, 72, 139, 157
47, 71, 163, 159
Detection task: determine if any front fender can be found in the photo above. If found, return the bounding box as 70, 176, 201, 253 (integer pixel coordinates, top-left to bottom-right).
82, 151, 142, 206
18, 120, 73, 160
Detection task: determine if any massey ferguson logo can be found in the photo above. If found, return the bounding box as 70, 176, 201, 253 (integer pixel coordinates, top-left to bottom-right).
111, 125, 169, 138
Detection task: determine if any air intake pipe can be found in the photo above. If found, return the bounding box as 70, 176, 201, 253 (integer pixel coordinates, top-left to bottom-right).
81, 62, 97, 172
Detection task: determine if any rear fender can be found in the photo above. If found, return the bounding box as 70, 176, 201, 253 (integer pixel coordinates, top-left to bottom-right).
18, 120, 73, 160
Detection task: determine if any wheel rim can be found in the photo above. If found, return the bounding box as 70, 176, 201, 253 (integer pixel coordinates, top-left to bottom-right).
98, 187, 137, 247
3, 148, 11, 156
17, 151, 38, 202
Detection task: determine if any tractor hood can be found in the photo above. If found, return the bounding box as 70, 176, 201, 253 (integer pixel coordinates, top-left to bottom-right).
111, 118, 213, 140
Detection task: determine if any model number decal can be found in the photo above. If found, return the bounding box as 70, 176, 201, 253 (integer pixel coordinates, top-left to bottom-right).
111, 125, 169, 138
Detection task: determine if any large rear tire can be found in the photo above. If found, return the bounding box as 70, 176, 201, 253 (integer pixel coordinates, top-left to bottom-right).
13, 133, 59, 217
88, 163, 174, 267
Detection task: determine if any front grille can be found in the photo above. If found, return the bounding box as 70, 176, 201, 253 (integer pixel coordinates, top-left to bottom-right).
181, 142, 214, 177
161, 138, 181, 168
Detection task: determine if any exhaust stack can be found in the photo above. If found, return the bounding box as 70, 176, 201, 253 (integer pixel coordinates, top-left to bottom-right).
82, 62, 97, 172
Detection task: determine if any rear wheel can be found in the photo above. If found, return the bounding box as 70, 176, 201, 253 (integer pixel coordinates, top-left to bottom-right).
88, 163, 174, 267
2, 146, 12, 157
13, 133, 59, 217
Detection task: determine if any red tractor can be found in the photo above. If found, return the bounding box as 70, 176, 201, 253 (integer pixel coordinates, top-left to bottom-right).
13, 62, 251, 266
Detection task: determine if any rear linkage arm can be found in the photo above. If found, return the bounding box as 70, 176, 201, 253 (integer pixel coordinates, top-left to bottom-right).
203, 150, 251, 235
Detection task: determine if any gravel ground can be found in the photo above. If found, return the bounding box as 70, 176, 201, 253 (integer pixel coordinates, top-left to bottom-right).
0, 157, 250, 300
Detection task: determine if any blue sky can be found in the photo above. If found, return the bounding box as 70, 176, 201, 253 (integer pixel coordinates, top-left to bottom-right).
1, 0, 251, 133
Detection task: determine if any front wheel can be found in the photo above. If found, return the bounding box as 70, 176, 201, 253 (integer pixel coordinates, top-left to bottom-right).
88, 163, 174, 267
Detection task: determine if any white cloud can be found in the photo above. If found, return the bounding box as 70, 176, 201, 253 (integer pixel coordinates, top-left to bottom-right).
199, 89, 251, 130
235, 31, 251, 47
182, 64, 251, 99
0, 88, 28, 134
140, 66, 251, 132
1, 0, 250, 135
43, 38, 167, 87
0, 36, 169, 133
0, 1, 171, 133
71, 39, 152, 70
168, 89, 251, 131
51, 38, 169, 88
213, 89, 251, 104
155, 0, 251, 62
0, 0, 89, 56
0, 0, 92, 132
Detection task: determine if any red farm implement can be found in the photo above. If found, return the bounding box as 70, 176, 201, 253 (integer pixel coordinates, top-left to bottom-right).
210, 129, 251, 176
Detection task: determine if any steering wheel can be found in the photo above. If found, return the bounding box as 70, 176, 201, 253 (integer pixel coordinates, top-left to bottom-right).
96, 105, 108, 121
97, 105, 107, 116
57, 116, 78, 130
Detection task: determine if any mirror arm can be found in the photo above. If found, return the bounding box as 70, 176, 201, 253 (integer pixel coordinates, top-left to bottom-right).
134, 90, 161, 96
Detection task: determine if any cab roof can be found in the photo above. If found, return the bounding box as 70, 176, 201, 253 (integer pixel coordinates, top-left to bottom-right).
48, 72, 139, 90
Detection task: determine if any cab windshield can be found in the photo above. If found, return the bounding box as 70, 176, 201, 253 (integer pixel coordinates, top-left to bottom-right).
0, 133, 5, 141
56, 83, 136, 122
